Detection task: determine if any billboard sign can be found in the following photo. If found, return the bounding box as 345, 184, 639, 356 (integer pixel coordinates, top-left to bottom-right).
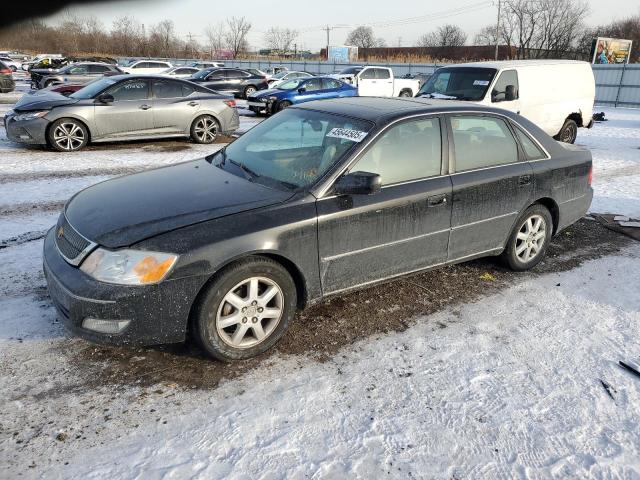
591, 37, 633, 64
328, 45, 358, 63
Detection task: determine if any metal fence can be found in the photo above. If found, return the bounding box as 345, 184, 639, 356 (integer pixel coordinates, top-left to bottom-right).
121, 57, 640, 108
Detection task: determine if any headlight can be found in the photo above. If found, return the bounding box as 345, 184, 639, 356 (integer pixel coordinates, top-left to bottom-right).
13, 110, 49, 121
260, 97, 270, 103
80, 248, 178, 285
267, 96, 279, 102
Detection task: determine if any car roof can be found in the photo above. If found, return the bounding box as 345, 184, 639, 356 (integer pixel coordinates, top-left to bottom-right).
293, 96, 523, 124
442, 59, 589, 70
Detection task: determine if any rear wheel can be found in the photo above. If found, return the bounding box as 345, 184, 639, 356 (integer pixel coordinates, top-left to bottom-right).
192, 257, 297, 361
399, 89, 412, 97
502, 204, 553, 271
244, 85, 257, 98
190, 115, 219, 144
47, 118, 88, 152
555, 118, 578, 144
276, 100, 292, 113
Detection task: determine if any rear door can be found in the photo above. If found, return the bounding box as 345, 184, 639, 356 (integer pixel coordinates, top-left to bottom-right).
319, 78, 347, 99
446, 114, 533, 260
374, 67, 394, 96
316, 116, 452, 294
357, 68, 393, 96
86, 64, 111, 82
224, 69, 249, 94
93, 79, 155, 137
64, 64, 89, 83
295, 77, 323, 103
151, 79, 199, 133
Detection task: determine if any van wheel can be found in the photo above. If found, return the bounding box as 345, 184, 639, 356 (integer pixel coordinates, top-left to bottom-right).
555, 119, 578, 144
502, 204, 552, 272
192, 257, 297, 362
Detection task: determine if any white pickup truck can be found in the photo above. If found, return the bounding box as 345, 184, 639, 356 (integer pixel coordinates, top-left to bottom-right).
330, 66, 419, 98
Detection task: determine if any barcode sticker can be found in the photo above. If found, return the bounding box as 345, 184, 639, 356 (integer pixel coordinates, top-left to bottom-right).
326, 128, 368, 142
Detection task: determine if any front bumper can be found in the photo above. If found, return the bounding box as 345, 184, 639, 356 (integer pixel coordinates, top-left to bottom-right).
4, 113, 49, 145
43, 228, 207, 346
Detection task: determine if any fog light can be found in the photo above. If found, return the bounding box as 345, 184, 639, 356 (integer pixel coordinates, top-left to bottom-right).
82, 318, 131, 334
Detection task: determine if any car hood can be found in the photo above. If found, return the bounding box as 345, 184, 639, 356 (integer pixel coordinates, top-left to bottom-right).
14, 90, 78, 111
64, 158, 293, 248
252, 88, 286, 99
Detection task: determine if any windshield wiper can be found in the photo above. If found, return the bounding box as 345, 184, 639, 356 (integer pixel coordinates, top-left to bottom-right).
229, 159, 260, 182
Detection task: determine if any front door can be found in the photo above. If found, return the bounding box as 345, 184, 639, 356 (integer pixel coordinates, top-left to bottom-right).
357, 68, 390, 97
93, 79, 154, 137
317, 116, 452, 294
446, 114, 533, 260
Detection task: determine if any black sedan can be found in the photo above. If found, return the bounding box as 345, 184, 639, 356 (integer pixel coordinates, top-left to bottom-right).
188, 67, 269, 98
44, 98, 593, 361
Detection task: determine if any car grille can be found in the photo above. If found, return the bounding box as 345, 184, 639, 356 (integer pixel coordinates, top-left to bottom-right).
54, 214, 94, 265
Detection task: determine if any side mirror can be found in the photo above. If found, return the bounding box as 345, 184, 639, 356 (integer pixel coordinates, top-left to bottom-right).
97, 93, 114, 104
297, 87, 306, 94
334, 171, 381, 196
505, 84, 517, 101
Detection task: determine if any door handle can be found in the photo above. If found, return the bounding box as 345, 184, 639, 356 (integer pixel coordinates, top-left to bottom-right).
518, 174, 532, 186
428, 194, 447, 207
188, 101, 199, 106
139, 104, 151, 110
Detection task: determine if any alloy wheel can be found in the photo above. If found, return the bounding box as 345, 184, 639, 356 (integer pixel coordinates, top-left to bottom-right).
215, 276, 284, 349
52, 122, 85, 151
194, 117, 218, 143
245, 86, 256, 97
515, 214, 546, 263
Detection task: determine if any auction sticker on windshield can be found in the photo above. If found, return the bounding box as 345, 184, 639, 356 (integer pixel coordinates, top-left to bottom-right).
473, 80, 490, 86
326, 128, 368, 142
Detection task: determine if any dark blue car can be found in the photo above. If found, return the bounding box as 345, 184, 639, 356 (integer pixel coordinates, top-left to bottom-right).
247, 76, 357, 115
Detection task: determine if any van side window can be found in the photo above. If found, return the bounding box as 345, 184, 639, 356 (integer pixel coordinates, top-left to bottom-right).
492, 70, 519, 102
513, 125, 546, 160
450, 116, 519, 172
351, 118, 442, 185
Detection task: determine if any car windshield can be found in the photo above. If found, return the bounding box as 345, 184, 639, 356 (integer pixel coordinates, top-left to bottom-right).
70, 77, 117, 99
210, 109, 374, 190
339, 67, 363, 75
417, 67, 496, 101
271, 71, 288, 80
121, 59, 137, 67
192, 68, 213, 79
277, 79, 304, 90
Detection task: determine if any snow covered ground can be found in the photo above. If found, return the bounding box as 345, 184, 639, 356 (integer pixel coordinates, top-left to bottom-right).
0, 76, 639, 479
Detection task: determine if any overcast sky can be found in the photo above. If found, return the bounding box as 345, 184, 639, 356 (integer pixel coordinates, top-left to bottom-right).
45, 0, 637, 51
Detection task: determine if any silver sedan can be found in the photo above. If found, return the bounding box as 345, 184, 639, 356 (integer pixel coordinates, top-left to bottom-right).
4, 75, 240, 152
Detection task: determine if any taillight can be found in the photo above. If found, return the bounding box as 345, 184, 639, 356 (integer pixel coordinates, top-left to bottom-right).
223, 99, 236, 108
0, 68, 11, 74
587, 165, 593, 186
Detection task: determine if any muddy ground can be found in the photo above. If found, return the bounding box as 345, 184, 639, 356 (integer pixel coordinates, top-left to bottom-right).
65, 218, 632, 391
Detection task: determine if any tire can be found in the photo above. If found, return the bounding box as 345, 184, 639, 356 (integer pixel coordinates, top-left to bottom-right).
276, 100, 292, 113
47, 118, 89, 152
502, 204, 553, 271
399, 89, 412, 97
10, 66, 17, 72
192, 256, 297, 361
190, 115, 219, 144
244, 85, 257, 98
555, 118, 578, 144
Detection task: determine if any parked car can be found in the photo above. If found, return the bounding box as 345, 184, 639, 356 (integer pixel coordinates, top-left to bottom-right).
247, 77, 357, 115
266, 70, 313, 89
161, 66, 200, 78
330, 66, 419, 97
30, 62, 124, 89
415, 60, 596, 143
0, 56, 21, 71
4, 75, 239, 151
119, 60, 174, 74
42, 97, 593, 361
190, 61, 225, 69
0, 60, 15, 93
246, 68, 270, 79
22, 54, 63, 71
188, 68, 269, 98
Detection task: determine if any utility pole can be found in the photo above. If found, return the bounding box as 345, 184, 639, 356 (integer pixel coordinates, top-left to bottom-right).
325, 25, 331, 60
494, 0, 502, 60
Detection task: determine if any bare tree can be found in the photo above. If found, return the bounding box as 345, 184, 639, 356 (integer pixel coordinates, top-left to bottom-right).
417, 24, 467, 47
149, 20, 176, 57
345, 26, 385, 49
264, 27, 298, 55
473, 25, 498, 46
110, 16, 144, 56
225, 16, 251, 58
204, 22, 227, 58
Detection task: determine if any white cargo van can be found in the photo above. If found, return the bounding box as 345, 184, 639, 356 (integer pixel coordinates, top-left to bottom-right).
416, 60, 595, 143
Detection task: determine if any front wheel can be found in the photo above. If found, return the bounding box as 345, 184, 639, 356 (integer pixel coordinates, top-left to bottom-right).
275, 100, 292, 113
502, 204, 553, 271
190, 115, 219, 144
244, 85, 257, 98
47, 118, 89, 152
192, 257, 297, 361
555, 118, 578, 144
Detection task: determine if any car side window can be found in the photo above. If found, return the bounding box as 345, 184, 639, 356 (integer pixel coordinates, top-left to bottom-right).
107, 80, 149, 101
491, 70, 519, 102
360, 69, 376, 80
153, 80, 184, 98
68, 65, 88, 74
513, 125, 546, 160
304, 78, 322, 91
375, 68, 391, 79
182, 83, 195, 96
207, 70, 225, 80
322, 79, 341, 89
450, 115, 519, 172
350, 118, 442, 185
132, 62, 146, 69
88, 65, 109, 74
